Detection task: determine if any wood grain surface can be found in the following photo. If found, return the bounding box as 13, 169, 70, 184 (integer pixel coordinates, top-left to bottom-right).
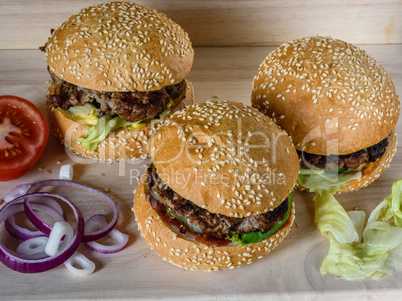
1, 0, 402, 49
0, 44, 401, 300
1, 0, 402, 299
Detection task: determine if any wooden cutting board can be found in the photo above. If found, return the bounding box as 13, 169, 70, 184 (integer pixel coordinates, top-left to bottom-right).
0, 45, 401, 300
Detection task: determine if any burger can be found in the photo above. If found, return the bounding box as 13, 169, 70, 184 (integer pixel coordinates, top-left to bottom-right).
251, 36, 400, 194
133, 100, 299, 271
44, 1, 194, 161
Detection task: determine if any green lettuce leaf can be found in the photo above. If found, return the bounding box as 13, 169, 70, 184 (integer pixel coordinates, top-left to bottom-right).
313, 191, 360, 243
227, 193, 293, 246
298, 166, 361, 195
320, 234, 389, 280
316, 179, 402, 280
59, 94, 182, 152
383, 179, 402, 227
63, 103, 99, 125
76, 115, 132, 153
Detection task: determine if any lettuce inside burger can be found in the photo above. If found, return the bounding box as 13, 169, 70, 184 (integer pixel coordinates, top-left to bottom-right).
134, 100, 300, 271
252, 36, 400, 194
44, 1, 194, 161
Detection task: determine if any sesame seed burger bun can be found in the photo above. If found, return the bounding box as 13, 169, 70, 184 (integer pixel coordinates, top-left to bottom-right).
134, 100, 299, 270
252, 36, 399, 155
46, 1, 193, 92
44, 1, 194, 160
48, 79, 193, 161
251, 36, 400, 193
134, 174, 295, 271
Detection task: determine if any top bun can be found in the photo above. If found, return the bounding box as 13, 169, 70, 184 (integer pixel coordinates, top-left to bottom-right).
46, 1, 194, 92
252, 36, 400, 155
147, 100, 299, 218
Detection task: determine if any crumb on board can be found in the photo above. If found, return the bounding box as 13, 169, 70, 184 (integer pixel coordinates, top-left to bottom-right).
101, 173, 105, 176
38, 167, 44, 171
104, 187, 110, 193
353, 207, 360, 210
295, 223, 300, 229
212, 92, 219, 98
46, 169, 52, 175
57, 160, 62, 164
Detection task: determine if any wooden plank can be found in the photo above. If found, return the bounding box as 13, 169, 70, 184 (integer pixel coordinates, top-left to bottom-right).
0, 45, 402, 299
1, 0, 401, 49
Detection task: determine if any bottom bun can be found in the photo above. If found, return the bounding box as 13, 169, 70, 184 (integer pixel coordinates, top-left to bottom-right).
133, 175, 295, 271
48, 79, 194, 161
295, 130, 397, 194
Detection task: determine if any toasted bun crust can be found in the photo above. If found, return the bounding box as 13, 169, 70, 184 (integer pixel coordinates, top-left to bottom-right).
48, 79, 193, 161
147, 100, 299, 217
251, 36, 400, 155
46, 1, 194, 92
296, 130, 398, 194
133, 175, 295, 271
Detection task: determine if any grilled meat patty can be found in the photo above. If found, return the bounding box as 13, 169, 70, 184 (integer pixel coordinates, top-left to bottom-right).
146, 164, 289, 239
48, 69, 185, 123
298, 134, 390, 170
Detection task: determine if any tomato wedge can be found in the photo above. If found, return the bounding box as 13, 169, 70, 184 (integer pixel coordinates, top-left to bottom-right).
0, 95, 49, 181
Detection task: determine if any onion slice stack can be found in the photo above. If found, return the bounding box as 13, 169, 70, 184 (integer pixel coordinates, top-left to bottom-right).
0, 179, 129, 274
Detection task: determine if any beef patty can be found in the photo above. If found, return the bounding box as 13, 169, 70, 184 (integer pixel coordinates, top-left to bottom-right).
145, 163, 289, 239
48, 69, 185, 123
298, 134, 390, 170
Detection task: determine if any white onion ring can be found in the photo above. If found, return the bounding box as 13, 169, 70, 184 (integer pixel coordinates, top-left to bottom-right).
64, 252, 95, 276
16, 237, 48, 260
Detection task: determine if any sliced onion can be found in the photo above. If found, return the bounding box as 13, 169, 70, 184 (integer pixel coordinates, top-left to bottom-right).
64, 252, 96, 276
5, 202, 66, 240
44, 222, 74, 257
45, 222, 96, 276
3, 183, 32, 203
0, 179, 127, 275
46, 222, 95, 276
59, 164, 73, 180
0, 192, 84, 273
26, 179, 119, 242
16, 237, 48, 260
146, 193, 158, 209
85, 215, 129, 254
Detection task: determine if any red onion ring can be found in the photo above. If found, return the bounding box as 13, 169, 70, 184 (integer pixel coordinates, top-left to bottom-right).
25, 179, 119, 242
2, 183, 32, 203
5, 202, 65, 240
0, 192, 84, 273
84, 215, 129, 254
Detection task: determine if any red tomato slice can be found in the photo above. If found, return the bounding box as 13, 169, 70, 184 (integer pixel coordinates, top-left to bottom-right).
0, 95, 49, 181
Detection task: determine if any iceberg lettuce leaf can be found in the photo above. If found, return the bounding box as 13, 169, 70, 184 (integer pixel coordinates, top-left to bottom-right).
315, 179, 402, 280
298, 166, 361, 195
76, 115, 132, 153
62, 103, 99, 126
313, 191, 360, 243
320, 234, 389, 280
59, 94, 183, 152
